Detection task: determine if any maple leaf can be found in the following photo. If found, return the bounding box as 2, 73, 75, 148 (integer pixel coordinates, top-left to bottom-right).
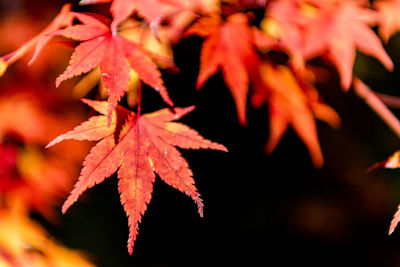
262, 0, 393, 89
186, 13, 262, 125
251, 63, 340, 167
55, 12, 173, 125
47, 99, 227, 254
70, 16, 178, 103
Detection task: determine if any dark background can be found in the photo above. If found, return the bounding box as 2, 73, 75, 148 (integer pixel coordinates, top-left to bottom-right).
3, 0, 400, 266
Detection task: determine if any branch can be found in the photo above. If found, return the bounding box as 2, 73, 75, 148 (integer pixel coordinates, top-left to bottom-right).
375, 92, 400, 109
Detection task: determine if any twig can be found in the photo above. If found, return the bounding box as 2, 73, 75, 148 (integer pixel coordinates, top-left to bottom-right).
375, 92, 400, 109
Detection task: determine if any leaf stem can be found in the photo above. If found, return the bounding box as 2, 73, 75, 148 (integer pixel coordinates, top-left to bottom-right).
353, 78, 400, 138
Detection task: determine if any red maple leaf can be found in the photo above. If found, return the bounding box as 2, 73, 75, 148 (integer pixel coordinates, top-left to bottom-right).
55, 12, 173, 125
186, 13, 261, 125
47, 99, 227, 254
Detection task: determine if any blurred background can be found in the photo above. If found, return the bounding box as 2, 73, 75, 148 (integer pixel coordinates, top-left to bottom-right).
2, 0, 400, 266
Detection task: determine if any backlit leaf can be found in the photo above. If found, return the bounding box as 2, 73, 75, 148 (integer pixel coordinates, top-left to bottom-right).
47, 100, 227, 253
55, 13, 173, 125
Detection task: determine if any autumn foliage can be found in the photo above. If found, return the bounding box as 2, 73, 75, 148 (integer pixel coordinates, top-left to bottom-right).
4, 0, 400, 264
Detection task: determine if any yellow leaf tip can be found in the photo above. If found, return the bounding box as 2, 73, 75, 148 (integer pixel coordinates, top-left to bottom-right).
0, 58, 8, 77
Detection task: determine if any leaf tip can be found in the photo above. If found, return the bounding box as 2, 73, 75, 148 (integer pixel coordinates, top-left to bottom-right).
45, 142, 54, 149
80, 98, 100, 108
209, 140, 229, 152
46, 136, 63, 148
192, 194, 204, 218
61, 3, 72, 11
126, 223, 138, 255
185, 105, 196, 113
219, 145, 229, 152
238, 116, 247, 127
310, 149, 324, 169
389, 222, 398, 235
196, 79, 205, 90
166, 97, 174, 107
62, 194, 80, 214
80, 98, 89, 104
0, 58, 8, 77
55, 77, 62, 88
389, 204, 400, 236
61, 203, 69, 214
127, 236, 134, 255
387, 60, 394, 72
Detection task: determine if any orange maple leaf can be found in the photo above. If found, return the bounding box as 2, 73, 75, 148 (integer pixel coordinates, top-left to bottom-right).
47, 99, 227, 254
186, 13, 261, 125
55, 12, 173, 125
252, 63, 340, 167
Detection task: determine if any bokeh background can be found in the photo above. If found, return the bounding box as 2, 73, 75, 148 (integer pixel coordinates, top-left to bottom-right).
2, 0, 400, 266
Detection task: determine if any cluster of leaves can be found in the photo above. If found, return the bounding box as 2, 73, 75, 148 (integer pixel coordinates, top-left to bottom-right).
0, 84, 94, 264
0, 5, 96, 264
4, 0, 400, 256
